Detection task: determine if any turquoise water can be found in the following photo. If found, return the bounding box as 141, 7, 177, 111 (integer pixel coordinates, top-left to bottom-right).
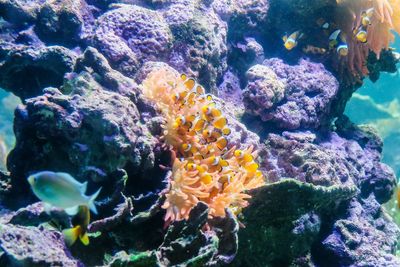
345, 34, 400, 177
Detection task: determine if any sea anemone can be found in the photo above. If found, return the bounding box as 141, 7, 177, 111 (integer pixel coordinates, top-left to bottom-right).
141, 68, 265, 223
335, 0, 400, 79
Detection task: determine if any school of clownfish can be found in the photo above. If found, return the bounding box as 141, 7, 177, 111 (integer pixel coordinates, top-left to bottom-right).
142, 69, 265, 222
282, 8, 374, 56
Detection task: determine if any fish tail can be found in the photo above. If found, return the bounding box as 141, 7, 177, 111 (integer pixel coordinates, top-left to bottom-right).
80, 233, 90, 246
88, 187, 102, 214
63, 226, 81, 246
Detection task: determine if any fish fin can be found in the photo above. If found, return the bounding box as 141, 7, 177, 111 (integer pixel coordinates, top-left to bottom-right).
88, 187, 102, 214
65, 206, 79, 216
43, 203, 52, 214
80, 181, 88, 194
80, 233, 90, 246
282, 35, 287, 42
62, 226, 80, 246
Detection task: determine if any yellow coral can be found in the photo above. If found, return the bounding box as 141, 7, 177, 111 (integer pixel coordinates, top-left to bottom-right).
142, 68, 265, 222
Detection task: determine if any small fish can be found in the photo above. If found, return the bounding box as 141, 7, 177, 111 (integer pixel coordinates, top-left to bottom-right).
200, 173, 213, 184
361, 8, 374, 27
215, 137, 228, 151
180, 74, 206, 96
191, 117, 206, 132
172, 90, 188, 104
213, 116, 227, 130
245, 162, 259, 173
329, 29, 348, 56
234, 149, 254, 163
203, 156, 229, 172
201, 103, 222, 119
202, 127, 222, 142
185, 162, 198, 172
337, 43, 349, 57
221, 127, 231, 136
354, 25, 368, 43
328, 29, 341, 49
181, 143, 198, 156
28, 171, 101, 215
62, 205, 90, 246
173, 115, 196, 130
283, 31, 303, 50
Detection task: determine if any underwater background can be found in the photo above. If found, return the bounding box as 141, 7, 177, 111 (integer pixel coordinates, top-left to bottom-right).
1, 0, 400, 266
346, 34, 400, 178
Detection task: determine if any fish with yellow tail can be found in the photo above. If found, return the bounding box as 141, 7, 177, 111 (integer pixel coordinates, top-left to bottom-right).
329, 29, 348, 57
353, 25, 368, 43
62, 205, 90, 246
361, 8, 374, 27
282, 31, 303, 50
27, 171, 101, 215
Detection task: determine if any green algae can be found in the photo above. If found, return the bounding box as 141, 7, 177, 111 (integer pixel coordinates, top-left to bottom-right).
234, 178, 358, 266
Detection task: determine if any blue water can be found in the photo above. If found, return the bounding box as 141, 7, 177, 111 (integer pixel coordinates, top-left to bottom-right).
345, 34, 400, 177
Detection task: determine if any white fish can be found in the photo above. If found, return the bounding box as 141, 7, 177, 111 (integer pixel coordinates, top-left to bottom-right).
28, 171, 101, 215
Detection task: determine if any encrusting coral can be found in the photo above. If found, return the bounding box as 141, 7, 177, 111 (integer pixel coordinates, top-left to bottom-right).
336, 0, 400, 77
141, 68, 265, 223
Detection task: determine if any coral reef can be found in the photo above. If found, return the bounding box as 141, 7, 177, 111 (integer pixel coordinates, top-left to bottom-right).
0, 0, 399, 266
235, 178, 357, 265
243, 58, 339, 130
0, 45, 77, 99
0, 222, 81, 266
142, 68, 265, 222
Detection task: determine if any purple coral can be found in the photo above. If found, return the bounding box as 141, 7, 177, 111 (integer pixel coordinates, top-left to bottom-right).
89, 4, 173, 76
243, 58, 339, 130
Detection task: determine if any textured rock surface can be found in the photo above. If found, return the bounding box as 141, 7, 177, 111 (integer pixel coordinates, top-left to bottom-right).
0, 223, 81, 266
0, 0, 399, 266
0, 45, 76, 99
321, 196, 400, 266
7, 67, 161, 208
235, 179, 357, 266
243, 58, 339, 130
35, 0, 93, 46
89, 4, 173, 76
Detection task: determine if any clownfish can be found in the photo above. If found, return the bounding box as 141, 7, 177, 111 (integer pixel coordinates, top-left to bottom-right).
186, 162, 208, 174
221, 127, 231, 136
337, 43, 349, 57
329, 29, 348, 56
181, 143, 198, 156
173, 114, 196, 129
180, 74, 206, 94
215, 137, 228, 151
244, 162, 260, 173
354, 25, 368, 43
201, 103, 222, 119
200, 173, 214, 185
282, 31, 303, 50
202, 127, 222, 142
172, 90, 188, 104
361, 8, 374, 27
234, 149, 254, 164
203, 156, 229, 172
213, 116, 228, 130
328, 29, 341, 49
